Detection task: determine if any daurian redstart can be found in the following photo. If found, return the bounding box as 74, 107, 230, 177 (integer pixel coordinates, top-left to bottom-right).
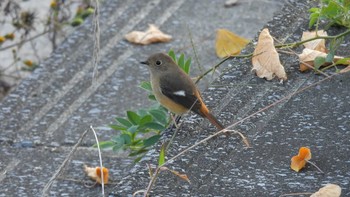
141, 53, 224, 130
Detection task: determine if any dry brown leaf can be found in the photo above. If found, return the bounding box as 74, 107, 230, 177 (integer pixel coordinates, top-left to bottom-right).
252, 28, 287, 81
310, 184, 341, 197
215, 29, 249, 58
298, 48, 344, 72
160, 167, 191, 183
125, 24, 172, 45
84, 165, 109, 184
302, 30, 328, 53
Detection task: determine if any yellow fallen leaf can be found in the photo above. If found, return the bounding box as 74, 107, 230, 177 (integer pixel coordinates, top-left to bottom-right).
125, 24, 172, 45
215, 29, 249, 58
252, 28, 287, 81
298, 48, 343, 72
84, 165, 109, 184
310, 184, 341, 197
302, 30, 328, 53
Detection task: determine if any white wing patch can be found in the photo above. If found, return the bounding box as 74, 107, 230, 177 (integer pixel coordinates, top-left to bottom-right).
173, 90, 186, 97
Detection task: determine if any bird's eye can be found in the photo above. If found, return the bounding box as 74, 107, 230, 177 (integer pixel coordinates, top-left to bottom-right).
155, 60, 162, 66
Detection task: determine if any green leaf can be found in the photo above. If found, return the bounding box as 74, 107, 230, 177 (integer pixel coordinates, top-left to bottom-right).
178, 53, 185, 69
140, 81, 152, 92
158, 142, 167, 166
168, 49, 176, 62
143, 135, 161, 147
184, 57, 191, 74
115, 117, 133, 127
139, 114, 153, 125
112, 143, 124, 151
127, 125, 139, 133
109, 124, 126, 131
149, 109, 167, 125
148, 94, 156, 101
129, 148, 149, 157
344, 0, 350, 7
314, 56, 326, 70
137, 109, 148, 117
326, 52, 334, 63
335, 57, 350, 65
321, 1, 340, 17
143, 122, 166, 131
127, 111, 141, 125
133, 156, 143, 163
96, 141, 115, 149
309, 7, 320, 13
120, 133, 132, 145
309, 12, 319, 28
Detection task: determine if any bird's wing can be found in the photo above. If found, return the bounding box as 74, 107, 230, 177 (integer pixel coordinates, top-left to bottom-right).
159, 74, 202, 115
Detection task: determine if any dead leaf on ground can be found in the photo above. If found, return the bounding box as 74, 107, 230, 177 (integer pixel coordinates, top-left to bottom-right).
252, 28, 287, 81
310, 184, 341, 197
298, 48, 344, 72
224, 0, 239, 7
302, 30, 328, 53
290, 147, 311, 172
84, 165, 109, 184
125, 24, 172, 45
215, 29, 249, 58
160, 167, 191, 184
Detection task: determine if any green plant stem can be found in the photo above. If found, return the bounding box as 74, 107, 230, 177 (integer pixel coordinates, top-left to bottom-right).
275, 28, 350, 49
195, 53, 254, 84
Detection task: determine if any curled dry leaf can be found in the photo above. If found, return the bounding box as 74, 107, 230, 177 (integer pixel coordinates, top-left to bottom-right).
290, 147, 311, 172
215, 29, 249, 58
310, 184, 341, 197
252, 28, 287, 81
302, 30, 328, 53
84, 165, 109, 184
160, 166, 191, 184
299, 48, 344, 72
125, 24, 172, 45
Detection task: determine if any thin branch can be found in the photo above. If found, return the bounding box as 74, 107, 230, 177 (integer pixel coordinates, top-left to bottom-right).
275, 29, 350, 49
195, 53, 254, 84
90, 126, 105, 196
0, 30, 49, 51
42, 129, 89, 196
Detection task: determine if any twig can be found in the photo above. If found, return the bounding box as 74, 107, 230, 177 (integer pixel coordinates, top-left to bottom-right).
0, 30, 49, 51
90, 125, 105, 196
187, 25, 204, 73
195, 53, 254, 84
306, 160, 324, 173
92, 0, 101, 81
41, 129, 89, 196
275, 29, 350, 49
279, 192, 313, 197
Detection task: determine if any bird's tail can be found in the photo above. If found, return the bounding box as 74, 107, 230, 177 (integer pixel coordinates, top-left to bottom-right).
204, 111, 225, 131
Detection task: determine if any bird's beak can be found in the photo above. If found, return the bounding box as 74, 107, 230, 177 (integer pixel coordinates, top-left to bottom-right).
140, 60, 149, 65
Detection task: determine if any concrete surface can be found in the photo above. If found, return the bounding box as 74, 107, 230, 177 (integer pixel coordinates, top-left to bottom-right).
2, 0, 349, 196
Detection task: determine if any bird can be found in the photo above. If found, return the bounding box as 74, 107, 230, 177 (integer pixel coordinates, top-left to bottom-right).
141, 53, 225, 131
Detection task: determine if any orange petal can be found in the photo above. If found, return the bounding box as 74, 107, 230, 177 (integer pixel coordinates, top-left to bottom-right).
291, 155, 306, 172
298, 147, 311, 161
